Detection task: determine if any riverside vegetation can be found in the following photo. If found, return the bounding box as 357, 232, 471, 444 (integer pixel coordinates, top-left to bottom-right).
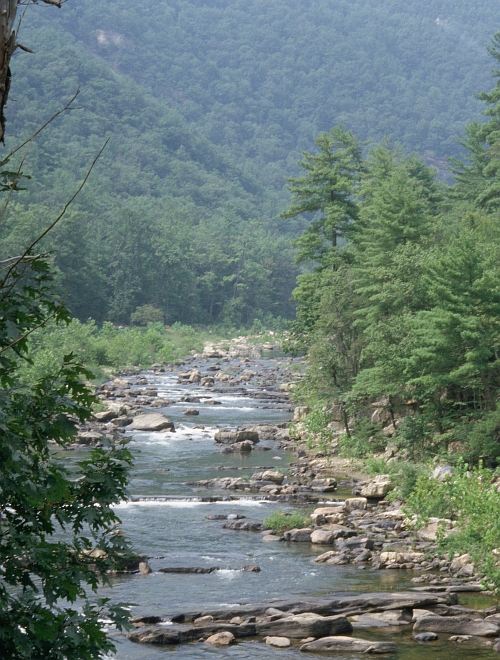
285, 34, 500, 593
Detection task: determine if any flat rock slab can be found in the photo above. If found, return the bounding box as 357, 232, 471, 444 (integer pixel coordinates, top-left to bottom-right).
266, 636, 291, 647
256, 613, 351, 639
130, 413, 175, 432
300, 636, 397, 653
129, 622, 256, 645
170, 591, 451, 623
414, 615, 499, 637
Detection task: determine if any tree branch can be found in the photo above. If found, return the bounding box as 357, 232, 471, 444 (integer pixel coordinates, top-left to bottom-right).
0, 138, 110, 289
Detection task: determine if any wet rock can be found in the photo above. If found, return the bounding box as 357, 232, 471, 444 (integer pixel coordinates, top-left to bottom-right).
266, 636, 291, 647
414, 632, 438, 642
310, 477, 337, 492
414, 615, 499, 637
138, 561, 152, 575
76, 430, 105, 445
214, 429, 260, 444
221, 440, 254, 453
283, 528, 312, 542
130, 413, 175, 432
257, 613, 351, 639
300, 636, 397, 653
242, 564, 261, 572
184, 409, 199, 416
223, 520, 263, 531
194, 615, 214, 626
205, 631, 235, 646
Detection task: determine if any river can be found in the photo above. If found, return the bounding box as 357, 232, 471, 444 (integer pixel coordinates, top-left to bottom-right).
94, 352, 496, 659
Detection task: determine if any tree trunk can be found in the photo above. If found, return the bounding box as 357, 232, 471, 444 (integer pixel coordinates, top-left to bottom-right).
0, 0, 17, 142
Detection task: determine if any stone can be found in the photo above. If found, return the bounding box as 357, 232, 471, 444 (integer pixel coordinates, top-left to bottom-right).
194, 615, 214, 625
300, 636, 397, 653
283, 528, 312, 542
111, 415, 133, 427
417, 518, 453, 542
205, 631, 235, 646
252, 470, 284, 484
257, 613, 351, 639
265, 636, 291, 648
310, 477, 337, 492
358, 475, 393, 499
138, 561, 152, 575
379, 551, 425, 566
310, 506, 345, 525
214, 429, 259, 444
310, 529, 337, 545
414, 615, 499, 637
344, 497, 368, 510
293, 406, 309, 422
184, 409, 199, 415
414, 632, 438, 642
450, 553, 472, 572
130, 413, 175, 432
314, 550, 337, 563
432, 465, 453, 481
93, 409, 118, 422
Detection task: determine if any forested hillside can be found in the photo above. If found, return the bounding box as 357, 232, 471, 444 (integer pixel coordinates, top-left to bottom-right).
2, 0, 498, 326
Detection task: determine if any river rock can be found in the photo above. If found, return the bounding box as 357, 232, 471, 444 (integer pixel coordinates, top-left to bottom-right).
414, 615, 499, 637
300, 636, 397, 653
266, 636, 291, 647
205, 631, 235, 646
379, 551, 425, 566
344, 497, 368, 510
310, 477, 337, 492
222, 440, 254, 453
93, 409, 119, 422
283, 528, 312, 542
257, 613, 351, 639
130, 413, 175, 432
184, 409, 199, 415
310, 506, 345, 525
215, 429, 260, 444
252, 470, 284, 484
414, 632, 438, 641
357, 475, 393, 499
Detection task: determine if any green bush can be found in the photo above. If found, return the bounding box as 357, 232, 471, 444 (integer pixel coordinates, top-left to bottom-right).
263, 510, 310, 534
405, 464, 500, 592
130, 304, 165, 326
339, 419, 386, 458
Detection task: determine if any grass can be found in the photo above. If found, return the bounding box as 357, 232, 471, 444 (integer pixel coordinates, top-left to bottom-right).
263, 510, 310, 534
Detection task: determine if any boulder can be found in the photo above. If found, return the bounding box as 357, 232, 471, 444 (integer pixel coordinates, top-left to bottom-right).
205, 631, 235, 646
379, 551, 425, 566
214, 429, 259, 444
310, 506, 345, 525
300, 636, 397, 653
432, 465, 453, 480
130, 413, 175, 432
265, 636, 291, 648
310, 526, 356, 545
252, 470, 284, 484
310, 477, 337, 492
184, 409, 200, 416
414, 615, 499, 637
414, 632, 438, 642
293, 406, 309, 422
283, 528, 312, 542
93, 409, 118, 422
257, 613, 351, 639
358, 475, 393, 499
344, 497, 368, 510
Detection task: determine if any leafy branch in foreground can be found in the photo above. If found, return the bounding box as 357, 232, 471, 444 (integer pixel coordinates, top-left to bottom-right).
0, 252, 132, 658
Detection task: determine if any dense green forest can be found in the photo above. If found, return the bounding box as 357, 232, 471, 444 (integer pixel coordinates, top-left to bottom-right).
289, 34, 499, 467
2, 0, 498, 326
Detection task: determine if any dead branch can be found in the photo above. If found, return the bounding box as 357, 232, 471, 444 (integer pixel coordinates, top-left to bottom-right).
0, 138, 110, 289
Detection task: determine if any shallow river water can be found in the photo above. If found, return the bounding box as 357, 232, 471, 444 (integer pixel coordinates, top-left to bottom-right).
94, 357, 496, 659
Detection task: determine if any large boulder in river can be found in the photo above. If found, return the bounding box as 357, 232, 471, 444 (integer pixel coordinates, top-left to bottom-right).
130, 413, 175, 432
214, 428, 259, 444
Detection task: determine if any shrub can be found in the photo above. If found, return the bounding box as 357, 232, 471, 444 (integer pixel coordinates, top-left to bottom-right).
405, 464, 500, 592
263, 510, 310, 534
130, 304, 165, 326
